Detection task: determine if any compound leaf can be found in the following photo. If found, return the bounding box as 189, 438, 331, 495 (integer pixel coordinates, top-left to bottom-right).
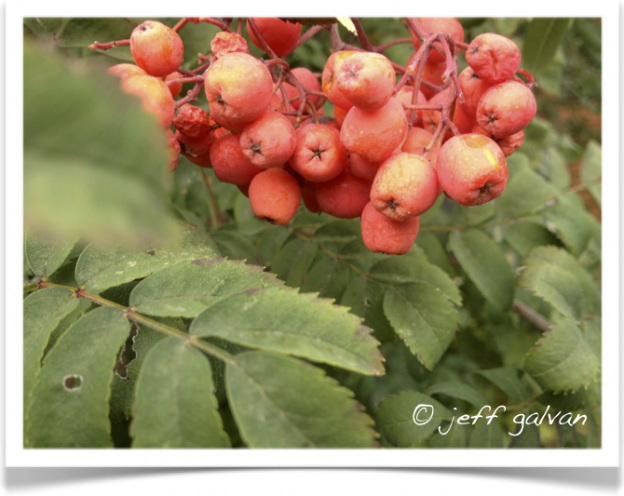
25, 231, 80, 278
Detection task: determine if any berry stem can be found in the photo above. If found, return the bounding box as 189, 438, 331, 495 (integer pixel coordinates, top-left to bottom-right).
172, 18, 189, 32
187, 17, 232, 33
351, 18, 375, 52
165, 76, 204, 86
88, 39, 130, 51
376, 37, 413, 52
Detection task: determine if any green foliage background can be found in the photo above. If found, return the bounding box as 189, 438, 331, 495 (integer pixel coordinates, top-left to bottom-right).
23, 17, 602, 449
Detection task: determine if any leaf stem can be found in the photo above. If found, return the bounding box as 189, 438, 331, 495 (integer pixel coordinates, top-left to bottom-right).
34, 282, 237, 364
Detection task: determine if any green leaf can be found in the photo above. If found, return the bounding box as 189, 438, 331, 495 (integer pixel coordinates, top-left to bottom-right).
131, 337, 230, 447
24, 41, 174, 241
383, 282, 459, 370
341, 276, 395, 343
497, 167, 558, 219
502, 221, 560, 257
26, 307, 130, 447
109, 324, 167, 423
538, 147, 571, 190
24, 18, 65, 40
300, 256, 350, 301
271, 238, 318, 288
191, 287, 384, 376
542, 196, 600, 255
517, 246, 600, 319
25, 231, 80, 278
50, 18, 137, 60
474, 367, 530, 403
23, 288, 81, 416
428, 422, 471, 448
255, 226, 291, 268
522, 18, 572, 75
375, 391, 452, 447
449, 229, 515, 311
75, 222, 219, 295
468, 417, 505, 448
370, 249, 461, 306
415, 232, 455, 276
580, 140, 601, 206
226, 351, 377, 447
509, 420, 541, 448
210, 230, 256, 263
425, 381, 487, 408
523, 317, 600, 393
129, 258, 283, 318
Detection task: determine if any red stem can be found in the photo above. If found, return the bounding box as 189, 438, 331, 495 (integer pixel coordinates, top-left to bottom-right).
173, 18, 188, 32
89, 39, 129, 51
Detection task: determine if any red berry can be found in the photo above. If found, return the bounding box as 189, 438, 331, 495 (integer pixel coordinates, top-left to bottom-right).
108, 63, 146, 79
476, 81, 536, 138
315, 170, 372, 219
120, 74, 175, 129
466, 33, 521, 85
336, 52, 396, 111
210, 134, 263, 185
370, 153, 439, 220
322, 51, 358, 110
290, 124, 347, 183
239, 111, 297, 169
204, 52, 273, 133
130, 21, 184, 78
340, 97, 408, 163
410, 18, 464, 64
247, 18, 302, 56
457, 67, 493, 117
437, 134, 508, 206
361, 202, 420, 255
249, 169, 302, 225
283, 67, 322, 111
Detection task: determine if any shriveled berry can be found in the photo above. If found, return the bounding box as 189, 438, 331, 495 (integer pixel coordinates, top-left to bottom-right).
173, 104, 214, 138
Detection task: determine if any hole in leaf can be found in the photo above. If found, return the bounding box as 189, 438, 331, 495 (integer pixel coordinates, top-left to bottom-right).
63, 374, 83, 391
114, 324, 139, 381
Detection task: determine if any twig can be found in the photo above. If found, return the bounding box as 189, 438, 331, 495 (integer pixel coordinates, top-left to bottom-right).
512, 300, 553, 333
199, 168, 222, 228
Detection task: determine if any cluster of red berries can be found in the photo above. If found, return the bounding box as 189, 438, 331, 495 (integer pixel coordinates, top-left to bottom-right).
102, 17, 537, 255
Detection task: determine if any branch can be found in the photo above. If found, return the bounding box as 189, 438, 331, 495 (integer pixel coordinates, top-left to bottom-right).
512, 300, 553, 333
283, 25, 327, 58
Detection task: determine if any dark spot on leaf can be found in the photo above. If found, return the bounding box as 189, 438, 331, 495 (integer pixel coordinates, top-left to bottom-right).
364, 297, 372, 307
146, 249, 156, 256
63, 374, 83, 391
